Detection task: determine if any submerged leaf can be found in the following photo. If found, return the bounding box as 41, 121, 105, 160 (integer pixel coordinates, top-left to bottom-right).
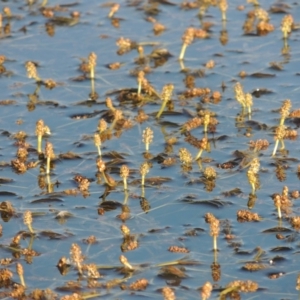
59, 152, 82, 159
31, 198, 63, 204
262, 227, 292, 233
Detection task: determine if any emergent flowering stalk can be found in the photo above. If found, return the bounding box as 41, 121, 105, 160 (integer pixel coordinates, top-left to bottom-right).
35, 119, 51, 153
179, 27, 194, 60
200, 281, 213, 300
94, 133, 101, 156
88, 52, 97, 79
234, 82, 246, 110
219, 0, 228, 21
120, 254, 133, 270
156, 83, 174, 119
70, 243, 84, 275
16, 263, 26, 287
272, 125, 286, 156
140, 162, 150, 186
281, 14, 293, 39
273, 194, 282, 219
142, 127, 153, 152
45, 141, 54, 174
96, 159, 115, 187
108, 3, 120, 18
247, 158, 260, 194
120, 165, 129, 190
195, 137, 208, 160
206, 213, 220, 251
279, 99, 292, 126
25, 61, 41, 82
23, 210, 34, 234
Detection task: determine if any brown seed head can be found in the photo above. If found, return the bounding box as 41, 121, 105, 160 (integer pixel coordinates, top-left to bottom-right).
289, 109, 300, 118
237, 209, 261, 222
249, 139, 269, 151
0, 268, 13, 281
129, 278, 148, 291
205, 212, 216, 224
183, 117, 202, 131
168, 246, 190, 253
226, 280, 258, 292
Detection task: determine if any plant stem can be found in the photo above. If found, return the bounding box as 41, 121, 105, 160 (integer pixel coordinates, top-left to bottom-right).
179, 43, 187, 60
156, 100, 168, 119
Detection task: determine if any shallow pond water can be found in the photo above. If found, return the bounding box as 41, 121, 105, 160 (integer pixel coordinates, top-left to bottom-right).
0, 0, 300, 299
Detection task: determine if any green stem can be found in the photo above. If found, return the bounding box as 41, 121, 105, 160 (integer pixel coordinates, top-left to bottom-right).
46, 156, 51, 174
195, 149, 203, 161
277, 206, 282, 219
156, 100, 168, 119
213, 235, 217, 251
37, 135, 42, 153
272, 139, 279, 156
138, 80, 142, 95
97, 145, 101, 156
19, 274, 26, 287
123, 178, 127, 191
179, 43, 187, 61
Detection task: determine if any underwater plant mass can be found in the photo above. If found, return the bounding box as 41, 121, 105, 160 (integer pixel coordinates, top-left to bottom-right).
0, 0, 300, 299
